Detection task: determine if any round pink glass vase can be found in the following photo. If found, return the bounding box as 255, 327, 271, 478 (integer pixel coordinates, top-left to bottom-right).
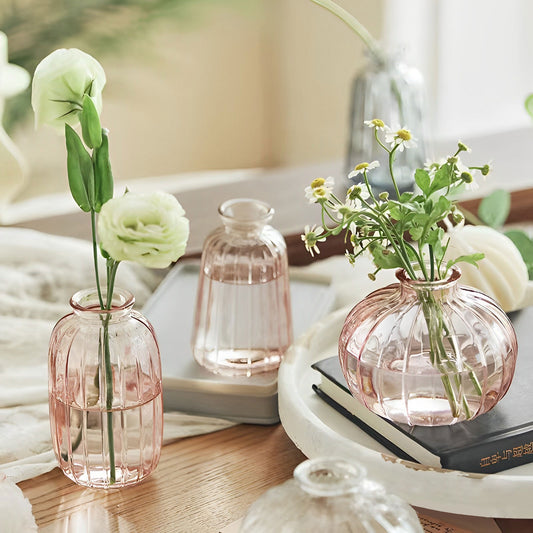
339, 267, 518, 426
48, 288, 163, 488
192, 198, 293, 376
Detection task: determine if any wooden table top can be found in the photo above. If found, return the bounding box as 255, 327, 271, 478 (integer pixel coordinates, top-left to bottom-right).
17, 423, 533, 533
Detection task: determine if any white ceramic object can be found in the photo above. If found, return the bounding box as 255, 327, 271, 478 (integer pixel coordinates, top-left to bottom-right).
278, 307, 533, 519
445, 225, 528, 312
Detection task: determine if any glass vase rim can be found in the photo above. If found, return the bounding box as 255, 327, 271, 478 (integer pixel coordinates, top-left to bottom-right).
293, 457, 365, 497
70, 287, 135, 314
395, 265, 461, 290
218, 198, 274, 227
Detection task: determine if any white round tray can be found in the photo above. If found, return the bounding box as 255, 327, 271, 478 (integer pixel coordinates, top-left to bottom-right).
278, 308, 533, 519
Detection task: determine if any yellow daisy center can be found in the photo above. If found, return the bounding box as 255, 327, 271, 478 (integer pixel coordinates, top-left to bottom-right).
314, 186, 327, 197
311, 177, 326, 189
354, 162, 369, 171
371, 119, 384, 128
397, 129, 412, 141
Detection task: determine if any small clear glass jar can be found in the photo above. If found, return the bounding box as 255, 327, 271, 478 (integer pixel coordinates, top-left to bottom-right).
48, 288, 163, 488
192, 198, 293, 376
240, 457, 423, 532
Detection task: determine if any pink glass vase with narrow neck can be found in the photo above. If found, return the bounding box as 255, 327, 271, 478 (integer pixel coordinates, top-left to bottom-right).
48, 288, 163, 488
192, 198, 293, 376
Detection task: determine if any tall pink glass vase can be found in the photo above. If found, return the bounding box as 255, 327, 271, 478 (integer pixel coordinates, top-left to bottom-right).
48, 288, 163, 488
339, 267, 518, 426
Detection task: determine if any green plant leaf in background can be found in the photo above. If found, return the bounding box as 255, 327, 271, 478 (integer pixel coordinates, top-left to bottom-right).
525, 93, 533, 119
505, 229, 533, 280
477, 189, 511, 228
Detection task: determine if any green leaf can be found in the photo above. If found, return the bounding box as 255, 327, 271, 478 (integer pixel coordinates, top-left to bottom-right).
430, 195, 451, 219
409, 227, 424, 241
94, 130, 114, 212
80, 95, 102, 150
478, 189, 510, 228
370, 244, 405, 270
526, 93, 533, 119
389, 206, 403, 221
412, 213, 429, 226
504, 230, 533, 274
429, 164, 453, 195
426, 227, 444, 247
446, 253, 485, 271
414, 169, 430, 195
65, 124, 92, 212
399, 192, 414, 203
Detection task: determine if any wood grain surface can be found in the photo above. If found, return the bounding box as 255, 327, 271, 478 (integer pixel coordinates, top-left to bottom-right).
20, 425, 306, 532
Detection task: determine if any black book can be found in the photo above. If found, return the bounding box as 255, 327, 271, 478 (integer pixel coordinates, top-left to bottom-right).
312, 305, 533, 474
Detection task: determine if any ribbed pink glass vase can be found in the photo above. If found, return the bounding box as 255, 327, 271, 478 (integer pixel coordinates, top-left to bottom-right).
339, 267, 518, 426
192, 198, 292, 376
48, 288, 163, 488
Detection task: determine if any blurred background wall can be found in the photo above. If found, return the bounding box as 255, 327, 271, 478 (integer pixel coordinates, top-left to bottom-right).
1, 0, 384, 201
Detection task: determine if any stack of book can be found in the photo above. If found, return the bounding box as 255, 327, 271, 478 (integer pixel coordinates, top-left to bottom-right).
312, 304, 533, 474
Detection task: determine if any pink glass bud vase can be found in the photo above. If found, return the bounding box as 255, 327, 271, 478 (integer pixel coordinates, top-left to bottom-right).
339, 267, 518, 426
48, 288, 163, 488
192, 198, 293, 376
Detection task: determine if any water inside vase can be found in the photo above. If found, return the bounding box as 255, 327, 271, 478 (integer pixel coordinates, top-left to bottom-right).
192, 274, 291, 376
49, 373, 162, 488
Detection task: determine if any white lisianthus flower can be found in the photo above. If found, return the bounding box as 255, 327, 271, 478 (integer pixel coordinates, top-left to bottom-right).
98, 191, 190, 268
31, 48, 106, 130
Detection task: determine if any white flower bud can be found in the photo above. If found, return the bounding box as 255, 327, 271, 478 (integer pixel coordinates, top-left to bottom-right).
31, 48, 106, 131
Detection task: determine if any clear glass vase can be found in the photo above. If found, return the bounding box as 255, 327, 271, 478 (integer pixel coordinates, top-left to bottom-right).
48, 288, 163, 488
339, 267, 518, 426
192, 198, 293, 376
345, 53, 426, 195
240, 457, 423, 532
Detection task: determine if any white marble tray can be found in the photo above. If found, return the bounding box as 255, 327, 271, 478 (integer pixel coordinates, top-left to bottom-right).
278, 307, 533, 519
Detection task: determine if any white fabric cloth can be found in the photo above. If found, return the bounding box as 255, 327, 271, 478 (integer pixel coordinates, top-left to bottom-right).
0, 227, 235, 485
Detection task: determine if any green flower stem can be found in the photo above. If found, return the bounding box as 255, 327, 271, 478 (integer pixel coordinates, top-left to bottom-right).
308, 0, 383, 63
90, 210, 105, 310
374, 128, 391, 153
388, 145, 402, 200
419, 290, 481, 420
429, 245, 435, 281
100, 259, 120, 484
362, 169, 379, 204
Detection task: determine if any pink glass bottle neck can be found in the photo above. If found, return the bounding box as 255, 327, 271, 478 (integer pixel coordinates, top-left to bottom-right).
396, 266, 461, 300
70, 287, 135, 320
218, 198, 273, 235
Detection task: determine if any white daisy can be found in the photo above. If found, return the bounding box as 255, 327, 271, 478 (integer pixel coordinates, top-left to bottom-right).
301, 225, 326, 257
364, 118, 387, 131
304, 176, 334, 204
346, 183, 370, 202
332, 198, 359, 225
348, 161, 379, 180
385, 126, 417, 152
